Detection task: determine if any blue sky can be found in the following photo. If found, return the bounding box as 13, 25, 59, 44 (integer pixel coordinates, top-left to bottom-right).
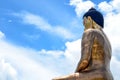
0, 0, 82, 50
0, 0, 120, 80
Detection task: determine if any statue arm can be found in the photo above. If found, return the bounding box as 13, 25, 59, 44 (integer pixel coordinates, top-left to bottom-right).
75, 30, 95, 72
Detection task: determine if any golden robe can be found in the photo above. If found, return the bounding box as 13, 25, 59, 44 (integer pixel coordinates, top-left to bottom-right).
74, 28, 113, 80
53, 28, 114, 80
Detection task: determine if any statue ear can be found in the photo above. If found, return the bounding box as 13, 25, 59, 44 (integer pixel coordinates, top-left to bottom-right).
87, 16, 92, 20
87, 16, 96, 29
87, 16, 93, 28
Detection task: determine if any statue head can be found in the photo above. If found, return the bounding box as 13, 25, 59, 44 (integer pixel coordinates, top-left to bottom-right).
83, 8, 104, 28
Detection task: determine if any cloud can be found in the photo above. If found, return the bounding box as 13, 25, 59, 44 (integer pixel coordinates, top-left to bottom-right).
64, 39, 81, 64
0, 59, 18, 80
39, 49, 64, 58
0, 40, 60, 80
98, 1, 113, 13
38, 39, 82, 74
104, 13, 120, 50
98, 0, 120, 54
111, 56, 120, 80
13, 12, 76, 40
70, 0, 95, 17
0, 31, 5, 39
98, 0, 120, 13
0, 33, 81, 80
111, 0, 120, 12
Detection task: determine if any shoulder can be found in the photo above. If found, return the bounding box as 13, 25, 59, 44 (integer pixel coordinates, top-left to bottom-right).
84, 28, 101, 33
82, 29, 105, 43
84, 29, 103, 36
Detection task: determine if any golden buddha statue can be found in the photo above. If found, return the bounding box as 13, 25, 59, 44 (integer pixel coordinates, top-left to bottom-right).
53, 8, 113, 80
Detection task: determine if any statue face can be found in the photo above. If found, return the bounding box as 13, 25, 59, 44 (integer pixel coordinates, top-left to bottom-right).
83, 16, 93, 30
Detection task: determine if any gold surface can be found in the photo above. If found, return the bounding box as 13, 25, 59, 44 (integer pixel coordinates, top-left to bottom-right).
52, 17, 113, 80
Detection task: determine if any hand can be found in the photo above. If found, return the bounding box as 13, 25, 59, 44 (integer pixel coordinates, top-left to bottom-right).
75, 60, 88, 72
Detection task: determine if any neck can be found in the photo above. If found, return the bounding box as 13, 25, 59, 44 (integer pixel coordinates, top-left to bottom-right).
93, 21, 101, 29
84, 27, 93, 31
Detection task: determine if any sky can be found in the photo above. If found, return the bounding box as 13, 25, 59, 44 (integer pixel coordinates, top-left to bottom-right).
0, 0, 120, 80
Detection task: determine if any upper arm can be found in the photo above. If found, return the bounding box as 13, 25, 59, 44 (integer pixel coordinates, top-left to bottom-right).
81, 29, 104, 60
81, 29, 96, 61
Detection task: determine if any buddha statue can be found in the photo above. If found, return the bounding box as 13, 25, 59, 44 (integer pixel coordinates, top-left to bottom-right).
53, 8, 114, 80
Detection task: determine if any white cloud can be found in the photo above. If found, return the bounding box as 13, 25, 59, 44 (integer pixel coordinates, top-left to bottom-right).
0, 40, 60, 80
98, 1, 113, 13
98, 0, 120, 13
53, 26, 76, 40
21, 12, 51, 31
39, 49, 64, 58
0, 34, 82, 80
38, 39, 82, 74
104, 13, 120, 50
70, 0, 95, 17
0, 59, 18, 80
111, 56, 120, 80
13, 12, 76, 40
64, 39, 81, 64
0, 31, 5, 39
98, 0, 120, 54
111, 0, 120, 12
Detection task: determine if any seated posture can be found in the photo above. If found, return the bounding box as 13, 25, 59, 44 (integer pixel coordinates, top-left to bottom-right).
53, 8, 113, 80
